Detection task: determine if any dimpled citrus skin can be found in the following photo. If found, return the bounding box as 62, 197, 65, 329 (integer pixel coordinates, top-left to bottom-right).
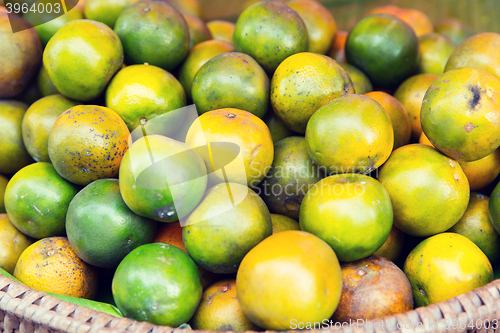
233, 1, 308, 73
43, 19, 123, 101
192, 52, 269, 118
305, 94, 393, 174
48, 105, 131, 186
14, 237, 98, 299
403, 233, 493, 307
421, 67, 500, 162
378, 144, 470, 237
271, 52, 354, 133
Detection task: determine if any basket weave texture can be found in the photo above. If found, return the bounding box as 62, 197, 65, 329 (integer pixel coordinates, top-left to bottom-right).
1, 274, 500, 333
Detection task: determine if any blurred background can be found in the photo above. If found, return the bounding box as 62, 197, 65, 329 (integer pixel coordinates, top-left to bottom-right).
198, 0, 497, 33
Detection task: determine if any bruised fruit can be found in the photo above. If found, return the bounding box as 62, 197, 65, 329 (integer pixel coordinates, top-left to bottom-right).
233, 0, 308, 73
236, 231, 342, 330
299, 174, 393, 262
404, 233, 493, 307
260, 136, 322, 220
271, 52, 354, 133
421, 67, 500, 162
183, 183, 272, 274
332, 255, 413, 322
48, 105, 130, 185
378, 144, 470, 237
305, 94, 393, 174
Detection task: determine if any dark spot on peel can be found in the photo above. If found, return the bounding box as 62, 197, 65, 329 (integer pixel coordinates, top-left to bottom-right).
469, 85, 481, 109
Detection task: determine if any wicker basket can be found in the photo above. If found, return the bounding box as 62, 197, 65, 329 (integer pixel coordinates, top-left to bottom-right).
2, 274, 500, 333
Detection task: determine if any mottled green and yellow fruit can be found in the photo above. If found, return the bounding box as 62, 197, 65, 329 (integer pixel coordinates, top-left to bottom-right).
4, 162, 79, 239
183, 183, 272, 274
43, 19, 123, 101
119, 135, 207, 222
260, 136, 322, 220
233, 0, 308, 73
22, 95, 78, 163
0, 101, 33, 175
192, 52, 269, 118
449, 192, 500, 264
0, 214, 32, 274
404, 233, 492, 307
114, 0, 189, 71
271, 52, 354, 133
378, 144, 470, 237
306, 94, 393, 174
48, 105, 130, 185
300, 174, 393, 262
445, 32, 500, 79
421, 67, 500, 162
190, 279, 259, 332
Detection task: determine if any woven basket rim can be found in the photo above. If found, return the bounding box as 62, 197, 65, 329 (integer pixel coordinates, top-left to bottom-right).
1, 274, 500, 333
